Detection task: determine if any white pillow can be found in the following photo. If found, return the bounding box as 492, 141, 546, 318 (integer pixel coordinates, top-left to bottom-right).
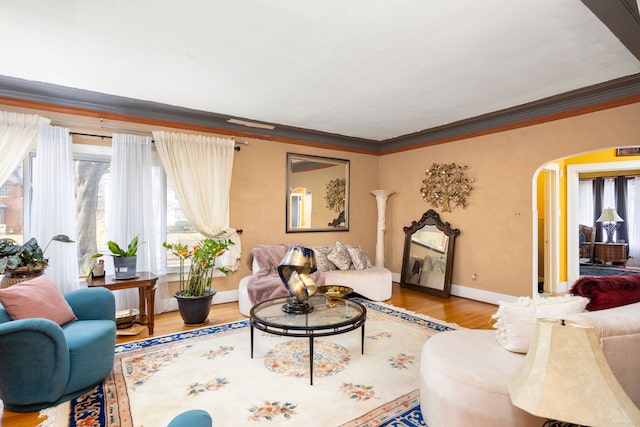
492, 295, 589, 353
327, 241, 352, 271
312, 247, 337, 272
347, 246, 372, 270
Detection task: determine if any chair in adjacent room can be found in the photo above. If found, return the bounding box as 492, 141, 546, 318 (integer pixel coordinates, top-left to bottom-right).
579, 224, 596, 264
0, 281, 116, 412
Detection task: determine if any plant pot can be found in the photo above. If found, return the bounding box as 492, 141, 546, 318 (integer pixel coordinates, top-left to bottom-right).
174, 289, 216, 325
114, 255, 137, 279
0, 266, 46, 288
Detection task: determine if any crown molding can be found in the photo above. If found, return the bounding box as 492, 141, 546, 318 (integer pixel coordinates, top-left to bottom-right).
1, 73, 639, 155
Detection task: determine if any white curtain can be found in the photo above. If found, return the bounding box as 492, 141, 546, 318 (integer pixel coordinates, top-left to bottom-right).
577, 180, 594, 226
31, 126, 80, 292
0, 112, 50, 185
152, 131, 241, 271
628, 178, 640, 267
108, 133, 159, 310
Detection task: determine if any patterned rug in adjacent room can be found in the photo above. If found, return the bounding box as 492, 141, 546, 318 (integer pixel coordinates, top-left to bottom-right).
580, 265, 640, 277
40, 300, 457, 427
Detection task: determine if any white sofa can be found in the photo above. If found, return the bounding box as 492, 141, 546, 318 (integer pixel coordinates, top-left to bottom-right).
419, 300, 640, 427
237, 243, 392, 317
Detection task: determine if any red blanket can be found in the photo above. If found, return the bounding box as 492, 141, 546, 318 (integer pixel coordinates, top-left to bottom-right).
570, 274, 640, 311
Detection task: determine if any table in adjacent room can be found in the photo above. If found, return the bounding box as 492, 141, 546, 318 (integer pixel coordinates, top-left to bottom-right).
249, 294, 366, 385
87, 272, 158, 335
594, 242, 628, 267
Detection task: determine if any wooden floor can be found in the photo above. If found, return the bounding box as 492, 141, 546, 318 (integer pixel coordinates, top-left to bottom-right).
2, 283, 497, 426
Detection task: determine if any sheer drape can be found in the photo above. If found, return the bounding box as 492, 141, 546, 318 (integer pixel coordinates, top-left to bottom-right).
577, 180, 594, 226
108, 133, 159, 310
152, 131, 234, 235
0, 112, 49, 185
31, 126, 80, 292
153, 131, 241, 271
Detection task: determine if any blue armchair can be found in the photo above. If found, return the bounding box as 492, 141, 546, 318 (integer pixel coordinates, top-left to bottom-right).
0, 286, 116, 412
168, 409, 213, 427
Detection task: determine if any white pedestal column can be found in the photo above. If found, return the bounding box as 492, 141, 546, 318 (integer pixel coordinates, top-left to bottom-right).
370, 190, 394, 267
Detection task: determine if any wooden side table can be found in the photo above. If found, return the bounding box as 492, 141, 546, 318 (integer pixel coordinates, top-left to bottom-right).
594, 243, 628, 267
87, 272, 158, 335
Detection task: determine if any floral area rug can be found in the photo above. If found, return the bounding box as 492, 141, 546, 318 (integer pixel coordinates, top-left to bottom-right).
41, 299, 457, 427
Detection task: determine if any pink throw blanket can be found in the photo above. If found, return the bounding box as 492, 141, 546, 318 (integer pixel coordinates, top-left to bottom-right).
247, 244, 325, 305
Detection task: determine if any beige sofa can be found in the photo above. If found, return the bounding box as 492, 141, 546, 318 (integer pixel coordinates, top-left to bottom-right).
419, 300, 640, 427
237, 243, 392, 316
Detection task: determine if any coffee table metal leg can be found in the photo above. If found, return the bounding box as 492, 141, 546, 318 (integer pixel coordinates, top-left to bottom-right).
309, 337, 314, 385
361, 323, 365, 354
250, 324, 254, 358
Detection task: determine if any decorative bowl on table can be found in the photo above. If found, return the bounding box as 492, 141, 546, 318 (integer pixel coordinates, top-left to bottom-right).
317, 285, 353, 300
115, 308, 139, 329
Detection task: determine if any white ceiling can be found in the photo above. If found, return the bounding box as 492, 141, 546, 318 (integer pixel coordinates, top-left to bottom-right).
1, 0, 639, 142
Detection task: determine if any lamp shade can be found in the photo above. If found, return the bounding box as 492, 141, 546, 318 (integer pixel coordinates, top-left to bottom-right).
597, 208, 624, 223
508, 318, 640, 426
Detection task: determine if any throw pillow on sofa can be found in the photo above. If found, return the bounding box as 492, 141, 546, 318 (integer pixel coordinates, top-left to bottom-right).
327, 241, 352, 270
492, 295, 588, 353
312, 246, 337, 272
0, 275, 77, 325
347, 246, 372, 270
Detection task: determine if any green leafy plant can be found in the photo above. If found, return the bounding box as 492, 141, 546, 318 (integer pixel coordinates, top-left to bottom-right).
163, 234, 234, 297
0, 234, 74, 274
95, 235, 144, 258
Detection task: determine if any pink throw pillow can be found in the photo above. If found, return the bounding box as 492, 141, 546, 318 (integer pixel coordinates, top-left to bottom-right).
0, 275, 77, 325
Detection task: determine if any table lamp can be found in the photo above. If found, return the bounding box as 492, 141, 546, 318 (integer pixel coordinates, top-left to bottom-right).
508, 318, 640, 427
277, 245, 318, 314
596, 208, 624, 244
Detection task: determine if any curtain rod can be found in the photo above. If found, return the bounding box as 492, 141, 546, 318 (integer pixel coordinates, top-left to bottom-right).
53, 118, 249, 146
68, 131, 245, 150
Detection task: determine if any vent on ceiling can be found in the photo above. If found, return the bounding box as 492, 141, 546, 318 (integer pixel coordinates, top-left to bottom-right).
226, 118, 275, 130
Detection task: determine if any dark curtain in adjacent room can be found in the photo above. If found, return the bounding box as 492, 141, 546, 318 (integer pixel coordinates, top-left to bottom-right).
593, 178, 604, 242
615, 176, 629, 244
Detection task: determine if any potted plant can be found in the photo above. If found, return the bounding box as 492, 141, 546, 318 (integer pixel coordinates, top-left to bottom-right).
0, 234, 74, 288
93, 235, 144, 280
163, 235, 234, 325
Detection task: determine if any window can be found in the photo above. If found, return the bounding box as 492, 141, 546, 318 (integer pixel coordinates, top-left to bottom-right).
0, 163, 24, 242
24, 143, 203, 275
165, 178, 205, 269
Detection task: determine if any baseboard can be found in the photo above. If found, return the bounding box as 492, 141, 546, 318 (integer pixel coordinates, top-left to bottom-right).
162, 289, 239, 313
450, 284, 512, 305
556, 281, 569, 293
393, 271, 510, 305
212, 289, 239, 304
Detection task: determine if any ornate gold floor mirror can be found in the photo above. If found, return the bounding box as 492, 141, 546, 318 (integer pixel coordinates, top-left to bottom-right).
400, 209, 460, 298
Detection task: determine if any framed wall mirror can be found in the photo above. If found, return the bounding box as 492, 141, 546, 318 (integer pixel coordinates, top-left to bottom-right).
400, 209, 460, 297
286, 153, 349, 233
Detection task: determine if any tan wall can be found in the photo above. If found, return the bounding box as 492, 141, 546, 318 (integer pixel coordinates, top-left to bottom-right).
224, 139, 379, 291
3, 99, 640, 299
380, 102, 640, 298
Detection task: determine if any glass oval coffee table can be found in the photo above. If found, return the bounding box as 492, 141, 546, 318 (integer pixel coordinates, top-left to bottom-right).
250, 294, 367, 385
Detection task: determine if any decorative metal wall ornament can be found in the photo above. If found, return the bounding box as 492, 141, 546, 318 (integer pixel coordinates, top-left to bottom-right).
325, 177, 346, 226
325, 177, 346, 213
420, 163, 474, 212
